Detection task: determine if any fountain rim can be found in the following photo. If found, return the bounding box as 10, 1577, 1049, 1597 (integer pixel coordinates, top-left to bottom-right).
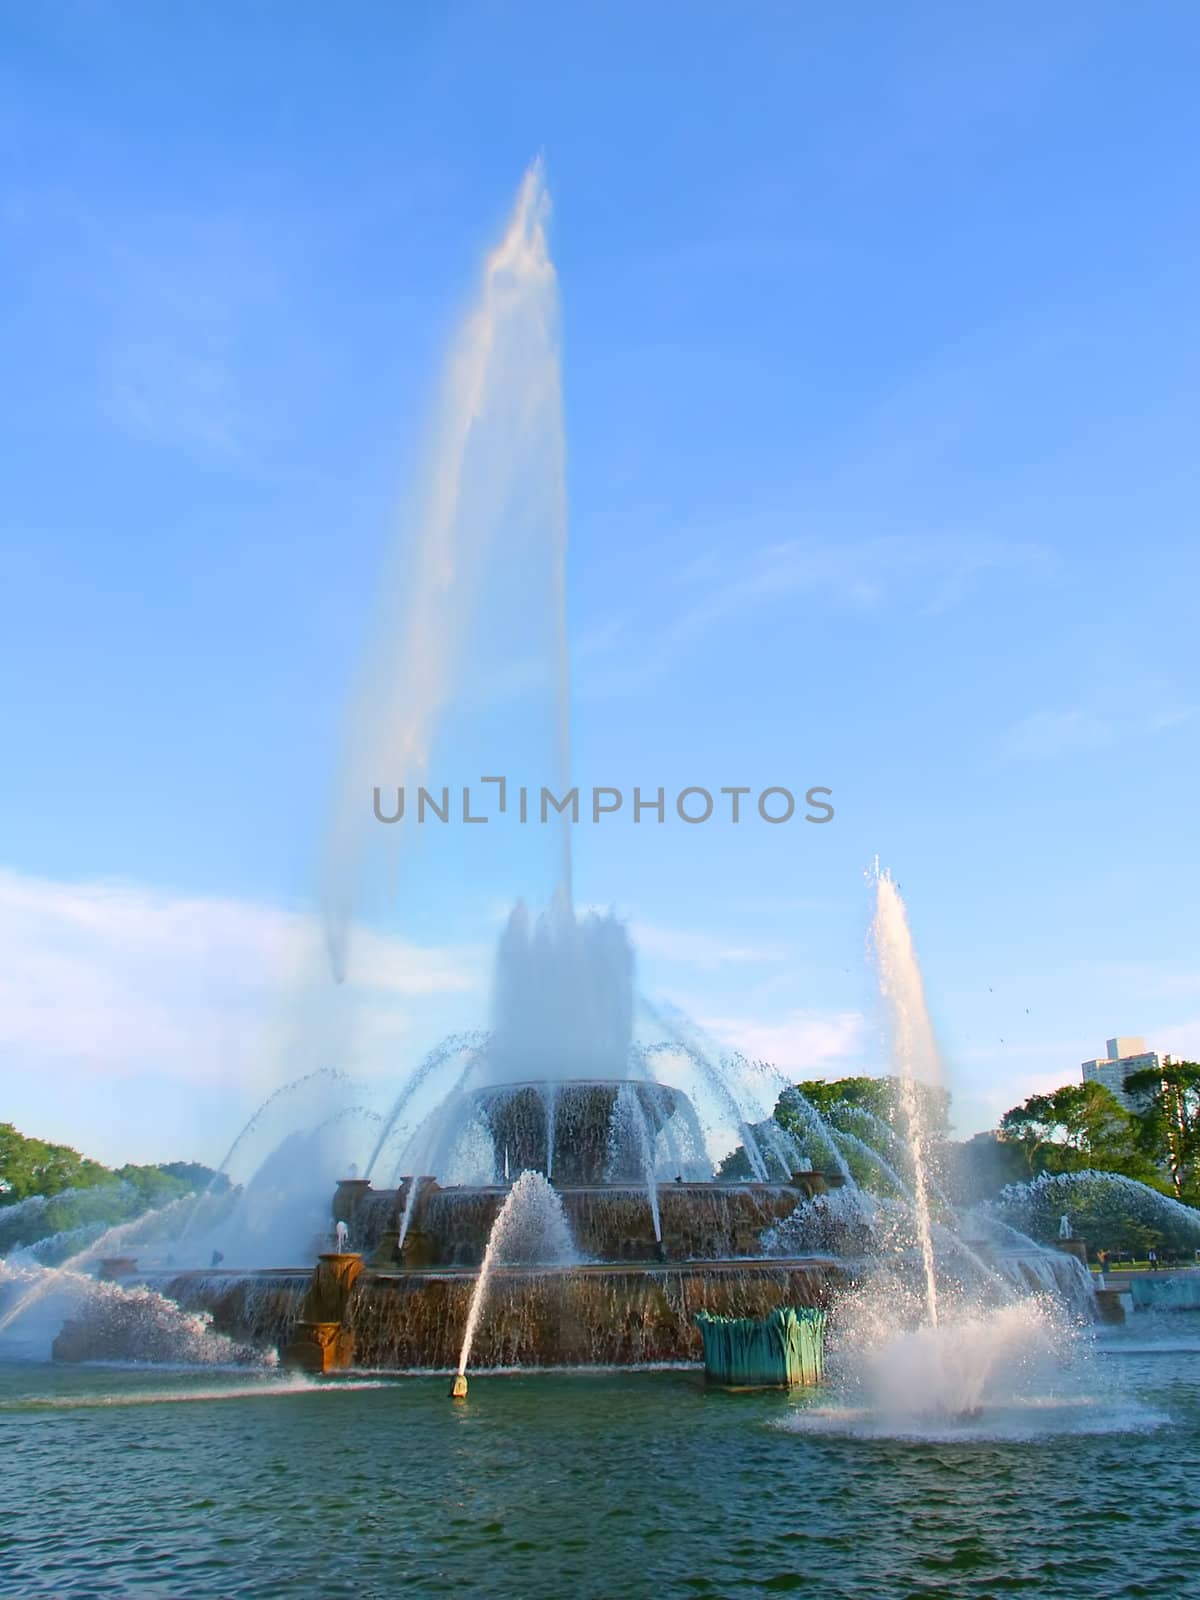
466, 1076, 688, 1095
367, 1253, 844, 1281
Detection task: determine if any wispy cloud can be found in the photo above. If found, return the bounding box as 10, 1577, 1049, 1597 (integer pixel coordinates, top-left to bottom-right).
0, 868, 481, 1098
102, 220, 281, 456
1002, 704, 1194, 761
4, 182, 288, 458
670, 534, 1037, 643
1094, 962, 1200, 1001
630, 920, 784, 971
575, 533, 1053, 696
699, 1007, 870, 1078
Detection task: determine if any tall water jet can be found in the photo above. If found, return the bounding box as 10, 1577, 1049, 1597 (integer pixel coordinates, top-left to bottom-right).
322, 159, 572, 982
870, 863, 942, 1326
456, 1171, 576, 1381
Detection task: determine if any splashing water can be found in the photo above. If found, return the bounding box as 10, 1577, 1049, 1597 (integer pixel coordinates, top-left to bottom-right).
864, 1303, 1060, 1424
0, 1195, 197, 1339
831, 1126, 913, 1200
870, 862, 942, 1325
49, 1279, 275, 1368
457, 1171, 577, 1378
990, 1169, 1200, 1253
779, 1295, 1133, 1443
173, 1068, 348, 1255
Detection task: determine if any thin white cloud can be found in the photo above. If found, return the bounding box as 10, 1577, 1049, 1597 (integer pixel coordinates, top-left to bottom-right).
574, 536, 1053, 697
630, 920, 784, 971
0, 868, 481, 1096
1002, 704, 1194, 761
1157, 1015, 1200, 1063
100, 216, 283, 457
699, 1007, 869, 1077
1093, 962, 1200, 1001
671, 533, 1052, 639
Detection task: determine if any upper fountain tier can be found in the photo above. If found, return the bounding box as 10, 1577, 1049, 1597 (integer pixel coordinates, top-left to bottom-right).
470, 1078, 692, 1186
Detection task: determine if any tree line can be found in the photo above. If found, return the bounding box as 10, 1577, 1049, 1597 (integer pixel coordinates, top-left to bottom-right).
960, 1059, 1200, 1205
720, 1063, 1200, 1211
0, 1122, 226, 1253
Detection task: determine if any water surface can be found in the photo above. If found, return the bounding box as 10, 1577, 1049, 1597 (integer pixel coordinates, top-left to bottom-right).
3, 1319, 1198, 1599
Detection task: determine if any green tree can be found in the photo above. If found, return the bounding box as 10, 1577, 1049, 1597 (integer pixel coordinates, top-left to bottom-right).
156, 1161, 228, 1193
114, 1165, 195, 1209
790, 1075, 952, 1140
0, 1123, 116, 1203
998, 1082, 1159, 1183
1124, 1058, 1200, 1199
944, 1129, 1036, 1204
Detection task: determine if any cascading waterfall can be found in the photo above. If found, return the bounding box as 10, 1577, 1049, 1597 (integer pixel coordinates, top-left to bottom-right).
870, 862, 942, 1326
545, 1082, 559, 1181
456, 1171, 577, 1379
611, 1082, 661, 1243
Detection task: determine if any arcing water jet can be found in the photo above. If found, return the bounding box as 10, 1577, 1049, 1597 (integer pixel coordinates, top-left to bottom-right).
455, 1170, 576, 1382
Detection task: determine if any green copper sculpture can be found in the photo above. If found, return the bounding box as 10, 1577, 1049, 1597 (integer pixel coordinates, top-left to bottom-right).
695, 1306, 826, 1388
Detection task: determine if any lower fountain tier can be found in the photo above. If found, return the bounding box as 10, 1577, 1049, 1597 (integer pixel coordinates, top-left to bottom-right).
346, 1178, 840, 1267
355, 1260, 844, 1368
132, 1259, 842, 1370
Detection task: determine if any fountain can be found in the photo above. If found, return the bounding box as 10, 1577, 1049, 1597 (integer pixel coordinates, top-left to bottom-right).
454, 1169, 576, 1392
5, 167, 1130, 1390
273, 899, 849, 1373
12, 870, 1117, 1376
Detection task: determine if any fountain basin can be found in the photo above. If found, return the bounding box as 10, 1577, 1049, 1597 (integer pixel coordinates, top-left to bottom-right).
98, 1259, 843, 1372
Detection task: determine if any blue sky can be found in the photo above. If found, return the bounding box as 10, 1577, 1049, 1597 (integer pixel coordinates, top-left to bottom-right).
2, 1, 1198, 1166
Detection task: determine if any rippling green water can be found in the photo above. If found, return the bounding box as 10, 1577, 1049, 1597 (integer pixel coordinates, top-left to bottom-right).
3, 1320, 1199, 1599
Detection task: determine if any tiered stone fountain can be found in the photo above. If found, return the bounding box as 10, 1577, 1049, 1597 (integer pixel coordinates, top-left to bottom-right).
282, 1076, 845, 1372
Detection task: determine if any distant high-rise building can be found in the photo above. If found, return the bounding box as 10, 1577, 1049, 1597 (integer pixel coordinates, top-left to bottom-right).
1081, 1037, 1161, 1109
